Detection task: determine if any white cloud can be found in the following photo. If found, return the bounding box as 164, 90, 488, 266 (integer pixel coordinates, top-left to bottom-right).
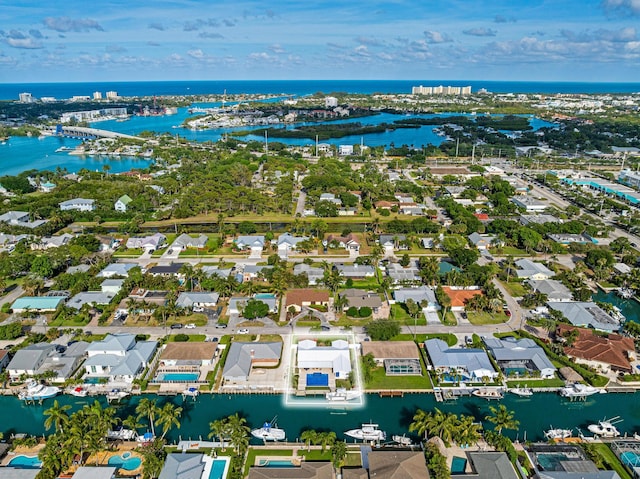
602, 0, 640, 14
463, 28, 497, 37
187, 49, 205, 59
6, 37, 43, 49
269, 43, 285, 54
43, 17, 104, 33
424, 30, 452, 43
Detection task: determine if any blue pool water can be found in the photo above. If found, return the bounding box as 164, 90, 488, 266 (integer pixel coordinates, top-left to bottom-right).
621, 451, 640, 467
537, 453, 570, 471
255, 293, 276, 299
107, 454, 142, 471
258, 459, 296, 468
209, 459, 228, 479
451, 456, 467, 474
157, 373, 199, 382
84, 377, 105, 384
8, 455, 42, 468
306, 372, 328, 387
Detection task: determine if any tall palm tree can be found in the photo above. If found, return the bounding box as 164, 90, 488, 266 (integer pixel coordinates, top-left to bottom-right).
157, 402, 183, 439
179, 263, 195, 291
485, 404, 519, 434
317, 431, 337, 452
225, 413, 250, 454
44, 400, 71, 434
300, 429, 317, 452
136, 398, 160, 437
409, 408, 433, 440
208, 418, 228, 450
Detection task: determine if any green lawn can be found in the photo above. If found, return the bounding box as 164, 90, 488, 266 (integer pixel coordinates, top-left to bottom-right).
499, 280, 529, 297
588, 443, 632, 479
467, 311, 509, 325
166, 334, 206, 342
344, 452, 362, 467
390, 333, 457, 346
365, 352, 433, 390
490, 246, 529, 256
49, 315, 91, 327
299, 450, 332, 461
113, 248, 143, 257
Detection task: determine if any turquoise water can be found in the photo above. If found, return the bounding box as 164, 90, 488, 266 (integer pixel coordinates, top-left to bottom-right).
84, 377, 105, 384
258, 459, 296, 468
8, 455, 42, 468
255, 293, 276, 299
536, 453, 570, 471
107, 454, 142, 471
451, 456, 467, 474
1, 392, 640, 443
158, 373, 199, 381
621, 451, 640, 467
592, 290, 640, 324
209, 459, 228, 479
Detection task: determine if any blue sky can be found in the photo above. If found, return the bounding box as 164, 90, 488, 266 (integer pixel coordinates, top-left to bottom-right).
1, 0, 639, 82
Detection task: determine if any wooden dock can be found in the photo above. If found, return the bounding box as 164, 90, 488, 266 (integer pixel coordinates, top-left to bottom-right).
378, 391, 403, 398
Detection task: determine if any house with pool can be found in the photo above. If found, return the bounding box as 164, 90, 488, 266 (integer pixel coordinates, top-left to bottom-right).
83, 333, 157, 384
154, 342, 218, 383
483, 337, 556, 379
296, 339, 352, 392
159, 453, 229, 479
424, 338, 498, 383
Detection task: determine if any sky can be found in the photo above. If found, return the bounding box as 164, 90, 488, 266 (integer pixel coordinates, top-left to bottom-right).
1, 0, 640, 83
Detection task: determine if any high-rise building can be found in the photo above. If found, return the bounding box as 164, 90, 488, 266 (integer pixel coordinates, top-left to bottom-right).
18, 92, 33, 103
93, 91, 103, 100
106, 91, 118, 100
325, 96, 338, 108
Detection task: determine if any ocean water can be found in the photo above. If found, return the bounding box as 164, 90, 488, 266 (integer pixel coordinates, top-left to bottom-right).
2, 80, 640, 100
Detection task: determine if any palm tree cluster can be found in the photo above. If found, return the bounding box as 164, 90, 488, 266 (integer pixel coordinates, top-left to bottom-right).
135, 398, 183, 440
208, 413, 251, 455
300, 429, 337, 452
409, 408, 481, 447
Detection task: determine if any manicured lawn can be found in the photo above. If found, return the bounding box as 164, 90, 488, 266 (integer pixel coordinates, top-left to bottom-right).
490, 246, 529, 256
344, 277, 381, 291
365, 351, 433, 390
297, 320, 321, 327
166, 334, 206, 342
390, 333, 457, 346
113, 247, 143, 257
588, 443, 632, 479
467, 311, 509, 325
257, 334, 283, 342
49, 315, 91, 327
442, 311, 457, 326
299, 450, 332, 461
344, 452, 362, 467
499, 280, 529, 297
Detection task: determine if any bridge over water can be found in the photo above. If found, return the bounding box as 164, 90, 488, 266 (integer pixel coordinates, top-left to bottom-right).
41, 125, 143, 141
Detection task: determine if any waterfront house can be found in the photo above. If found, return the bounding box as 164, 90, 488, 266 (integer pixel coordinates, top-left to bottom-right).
114, 194, 133, 212
97, 263, 137, 278
158, 453, 206, 479
424, 338, 498, 382
319, 193, 342, 205
59, 198, 95, 212
464, 452, 519, 479
515, 259, 555, 280
548, 301, 620, 332
234, 235, 265, 258
171, 233, 208, 251
0, 210, 47, 229
248, 462, 333, 479
126, 232, 167, 251
11, 296, 66, 313
361, 341, 422, 376
7, 343, 55, 380
483, 337, 556, 379
284, 289, 330, 312
527, 279, 573, 301
297, 339, 351, 381
36, 341, 89, 382
365, 450, 429, 479
334, 263, 375, 279
556, 323, 634, 373
277, 233, 309, 259
222, 341, 282, 385
83, 333, 157, 383
157, 342, 217, 377
293, 263, 324, 285
176, 291, 220, 310
71, 467, 117, 479
0, 469, 39, 479
0, 350, 9, 372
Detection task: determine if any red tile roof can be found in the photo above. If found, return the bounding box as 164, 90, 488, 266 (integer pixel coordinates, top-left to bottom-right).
441, 286, 483, 308
285, 289, 330, 307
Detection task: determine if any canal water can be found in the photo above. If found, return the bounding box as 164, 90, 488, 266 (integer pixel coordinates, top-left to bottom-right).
5, 392, 640, 443
592, 289, 640, 325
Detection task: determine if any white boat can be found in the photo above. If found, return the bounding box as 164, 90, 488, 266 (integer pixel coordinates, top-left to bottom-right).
251, 416, 286, 441
559, 383, 600, 398
107, 427, 137, 440
587, 417, 622, 437
326, 388, 361, 402
68, 386, 88, 397
19, 379, 60, 401
344, 422, 386, 442
106, 389, 130, 402
392, 434, 413, 446
182, 387, 199, 398
510, 385, 533, 397
472, 389, 503, 400
544, 427, 572, 440
617, 287, 634, 299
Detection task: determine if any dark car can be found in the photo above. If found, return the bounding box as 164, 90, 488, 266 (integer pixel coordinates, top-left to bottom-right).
170, 323, 183, 329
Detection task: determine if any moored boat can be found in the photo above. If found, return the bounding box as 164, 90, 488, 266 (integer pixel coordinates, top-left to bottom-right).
68, 386, 88, 397
182, 387, 199, 398
559, 383, 600, 398
544, 427, 572, 440
472, 389, 503, 400
106, 389, 129, 402
326, 388, 361, 402
251, 416, 286, 441
510, 385, 533, 397
587, 417, 622, 437
18, 379, 60, 401
392, 434, 413, 446
344, 422, 386, 442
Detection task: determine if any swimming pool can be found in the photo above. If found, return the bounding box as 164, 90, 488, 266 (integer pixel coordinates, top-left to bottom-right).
8, 455, 42, 468
258, 459, 297, 467
157, 372, 199, 382
254, 293, 275, 299
209, 459, 228, 479
451, 456, 467, 474
107, 453, 142, 471
536, 453, 571, 471
621, 451, 640, 467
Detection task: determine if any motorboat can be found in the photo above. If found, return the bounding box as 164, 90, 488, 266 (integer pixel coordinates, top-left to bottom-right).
544, 427, 572, 440
587, 417, 622, 438
392, 434, 413, 446
326, 388, 362, 402
68, 386, 88, 397
559, 383, 600, 398
106, 389, 130, 402
182, 387, 199, 398
510, 385, 533, 397
344, 422, 386, 442
18, 379, 60, 401
472, 389, 503, 400
107, 427, 137, 441
251, 416, 286, 441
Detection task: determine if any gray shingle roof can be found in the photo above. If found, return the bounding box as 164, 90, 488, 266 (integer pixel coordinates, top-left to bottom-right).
159, 453, 205, 479
222, 342, 282, 381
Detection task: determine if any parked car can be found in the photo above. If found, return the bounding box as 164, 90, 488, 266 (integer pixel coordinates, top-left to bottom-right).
215, 323, 227, 329
237, 328, 249, 334
185, 323, 196, 329
170, 323, 183, 329
192, 306, 204, 312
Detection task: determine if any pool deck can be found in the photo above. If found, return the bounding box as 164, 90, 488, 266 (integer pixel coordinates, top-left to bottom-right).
1, 444, 44, 466
86, 448, 143, 477
254, 455, 302, 466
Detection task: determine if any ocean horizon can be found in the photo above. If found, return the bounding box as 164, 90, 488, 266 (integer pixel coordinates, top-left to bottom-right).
2, 79, 640, 100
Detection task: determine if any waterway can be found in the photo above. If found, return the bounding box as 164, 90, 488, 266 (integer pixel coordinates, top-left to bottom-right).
592, 290, 640, 324
4, 392, 640, 443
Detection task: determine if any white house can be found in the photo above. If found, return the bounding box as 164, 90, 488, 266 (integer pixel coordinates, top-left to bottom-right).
171, 233, 208, 250
515, 259, 554, 280
297, 339, 352, 379
7, 343, 55, 380
59, 198, 95, 212
235, 235, 265, 258
126, 232, 166, 251
83, 333, 157, 383
97, 263, 137, 278
114, 194, 133, 212
277, 233, 308, 259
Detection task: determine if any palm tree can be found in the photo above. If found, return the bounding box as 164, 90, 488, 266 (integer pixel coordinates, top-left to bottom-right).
208, 418, 228, 450
225, 413, 250, 454
409, 408, 436, 440
179, 263, 195, 291
333, 294, 349, 314
122, 414, 144, 433
330, 441, 347, 469
454, 415, 481, 446
485, 404, 519, 434
157, 402, 183, 439
317, 431, 336, 452
44, 400, 71, 434
136, 398, 160, 437
300, 429, 318, 452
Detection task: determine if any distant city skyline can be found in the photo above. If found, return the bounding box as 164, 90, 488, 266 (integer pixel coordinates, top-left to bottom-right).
1, 0, 639, 83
